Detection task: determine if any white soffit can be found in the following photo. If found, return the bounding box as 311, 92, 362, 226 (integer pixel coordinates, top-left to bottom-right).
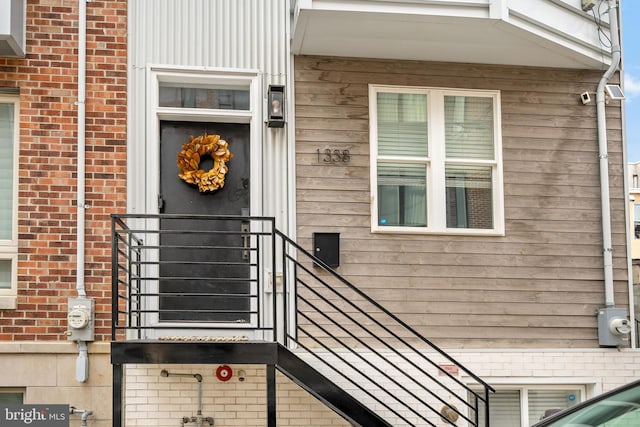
292, 1, 611, 69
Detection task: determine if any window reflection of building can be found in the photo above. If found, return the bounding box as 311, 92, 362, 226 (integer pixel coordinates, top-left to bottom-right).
635, 203, 640, 239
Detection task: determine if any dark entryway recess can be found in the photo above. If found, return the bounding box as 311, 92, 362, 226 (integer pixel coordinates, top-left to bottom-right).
159, 121, 251, 323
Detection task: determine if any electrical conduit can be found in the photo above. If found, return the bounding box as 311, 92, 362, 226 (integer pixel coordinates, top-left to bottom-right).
75, 0, 89, 382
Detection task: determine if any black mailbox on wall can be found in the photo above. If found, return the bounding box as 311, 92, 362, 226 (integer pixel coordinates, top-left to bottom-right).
313, 232, 340, 268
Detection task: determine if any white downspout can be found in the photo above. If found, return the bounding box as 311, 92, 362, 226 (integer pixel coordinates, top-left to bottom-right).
75, 0, 89, 383
597, 0, 621, 308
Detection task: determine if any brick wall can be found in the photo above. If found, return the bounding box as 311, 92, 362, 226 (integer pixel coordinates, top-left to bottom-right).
125, 364, 351, 427
0, 0, 127, 340
123, 353, 640, 426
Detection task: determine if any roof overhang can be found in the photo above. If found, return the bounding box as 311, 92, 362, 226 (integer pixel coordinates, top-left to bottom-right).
291, 0, 612, 69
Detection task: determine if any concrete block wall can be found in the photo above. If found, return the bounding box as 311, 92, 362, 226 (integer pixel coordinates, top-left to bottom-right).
0, 342, 112, 427
122, 350, 640, 426
454, 349, 640, 393
124, 364, 351, 427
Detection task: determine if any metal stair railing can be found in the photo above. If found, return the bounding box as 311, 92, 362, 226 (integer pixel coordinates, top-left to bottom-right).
276, 231, 494, 427
111, 214, 277, 340
111, 214, 493, 426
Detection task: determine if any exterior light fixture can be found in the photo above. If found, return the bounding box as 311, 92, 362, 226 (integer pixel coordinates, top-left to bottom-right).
267, 85, 285, 128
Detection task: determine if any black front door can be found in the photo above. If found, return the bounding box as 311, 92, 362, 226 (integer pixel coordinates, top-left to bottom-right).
159, 121, 251, 323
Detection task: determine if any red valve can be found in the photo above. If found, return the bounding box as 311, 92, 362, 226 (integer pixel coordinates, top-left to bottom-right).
216, 365, 233, 382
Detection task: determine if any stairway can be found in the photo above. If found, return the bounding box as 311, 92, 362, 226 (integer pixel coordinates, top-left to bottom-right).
277, 230, 493, 426
111, 215, 493, 427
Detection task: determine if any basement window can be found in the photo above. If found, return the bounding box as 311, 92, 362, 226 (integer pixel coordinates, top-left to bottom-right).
0, 390, 23, 404
473, 386, 584, 427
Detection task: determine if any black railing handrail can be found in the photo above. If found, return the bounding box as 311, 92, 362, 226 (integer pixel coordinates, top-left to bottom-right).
294, 268, 478, 424
111, 214, 493, 425
276, 230, 493, 426
275, 229, 494, 393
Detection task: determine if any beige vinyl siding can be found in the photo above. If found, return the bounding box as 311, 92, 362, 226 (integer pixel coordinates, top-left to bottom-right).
294, 56, 627, 349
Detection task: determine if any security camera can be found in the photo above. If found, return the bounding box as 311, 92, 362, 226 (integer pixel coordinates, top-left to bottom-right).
580, 92, 591, 105
237, 370, 246, 382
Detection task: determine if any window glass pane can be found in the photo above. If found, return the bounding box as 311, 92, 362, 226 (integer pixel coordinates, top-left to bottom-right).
0, 103, 14, 241
0, 260, 10, 289
476, 390, 521, 427
378, 163, 427, 227
446, 165, 493, 229
635, 203, 640, 239
528, 389, 580, 425
377, 92, 428, 157
445, 96, 494, 160
0, 392, 23, 404
159, 84, 249, 110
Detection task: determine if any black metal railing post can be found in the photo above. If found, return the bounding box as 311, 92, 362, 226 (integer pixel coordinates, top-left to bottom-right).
277, 223, 287, 346
111, 216, 119, 341
485, 387, 491, 427
272, 224, 279, 344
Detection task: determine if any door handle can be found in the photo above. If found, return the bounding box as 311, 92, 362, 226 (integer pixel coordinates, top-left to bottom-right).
158, 194, 165, 213
241, 222, 250, 260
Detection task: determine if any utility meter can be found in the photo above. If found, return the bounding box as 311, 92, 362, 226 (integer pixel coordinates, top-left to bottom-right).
68, 308, 90, 329
67, 298, 95, 341
597, 307, 630, 347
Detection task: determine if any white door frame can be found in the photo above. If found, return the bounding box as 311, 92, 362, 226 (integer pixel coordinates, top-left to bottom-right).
135, 65, 265, 339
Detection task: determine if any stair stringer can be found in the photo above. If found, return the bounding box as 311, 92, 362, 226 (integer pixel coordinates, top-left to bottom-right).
276, 344, 393, 427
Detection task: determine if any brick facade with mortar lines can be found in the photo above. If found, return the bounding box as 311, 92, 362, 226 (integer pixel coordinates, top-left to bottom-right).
1, 1, 637, 426
0, 0, 127, 341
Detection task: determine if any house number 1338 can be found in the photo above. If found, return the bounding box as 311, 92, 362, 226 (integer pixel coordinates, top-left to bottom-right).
317, 148, 350, 163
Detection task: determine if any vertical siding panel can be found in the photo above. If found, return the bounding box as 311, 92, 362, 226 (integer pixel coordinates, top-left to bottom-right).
129, 0, 289, 218
130, 0, 286, 73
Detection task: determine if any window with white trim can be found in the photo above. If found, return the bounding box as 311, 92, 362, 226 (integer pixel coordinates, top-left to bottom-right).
0, 390, 23, 404
370, 85, 504, 234
634, 202, 640, 239
0, 95, 18, 309
473, 386, 584, 427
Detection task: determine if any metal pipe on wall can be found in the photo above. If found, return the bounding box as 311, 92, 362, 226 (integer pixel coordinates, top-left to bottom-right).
596, 0, 622, 307
75, 0, 89, 382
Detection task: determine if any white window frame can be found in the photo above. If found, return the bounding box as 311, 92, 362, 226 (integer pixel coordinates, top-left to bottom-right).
0, 95, 19, 309
369, 85, 504, 235
480, 384, 587, 427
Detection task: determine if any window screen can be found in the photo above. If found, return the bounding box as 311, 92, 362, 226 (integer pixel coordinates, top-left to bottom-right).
528, 389, 580, 425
